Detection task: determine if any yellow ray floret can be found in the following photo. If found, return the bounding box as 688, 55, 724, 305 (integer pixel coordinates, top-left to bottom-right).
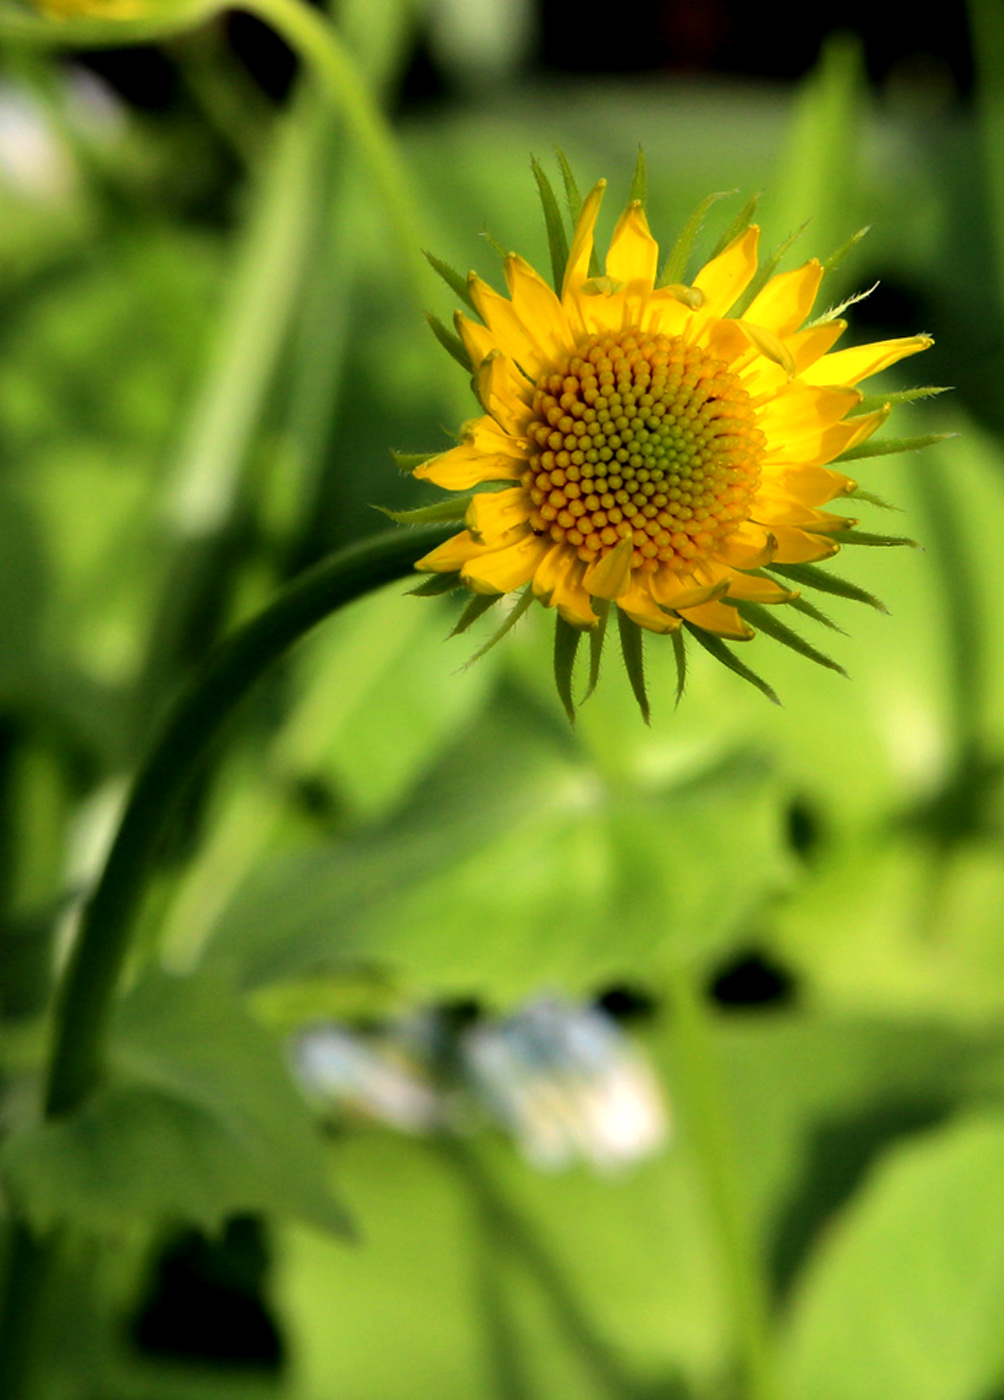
412, 175, 934, 684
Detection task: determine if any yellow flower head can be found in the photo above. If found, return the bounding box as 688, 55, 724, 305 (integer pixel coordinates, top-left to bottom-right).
410, 169, 934, 717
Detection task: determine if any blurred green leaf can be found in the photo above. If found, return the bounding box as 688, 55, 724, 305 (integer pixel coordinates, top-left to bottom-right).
781, 1114, 1004, 1400
0, 972, 348, 1236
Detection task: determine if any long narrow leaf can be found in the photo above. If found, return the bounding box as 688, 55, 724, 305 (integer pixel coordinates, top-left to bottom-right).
737, 603, 846, 676
657, 190, 734, 288
425, 312, 471, 370
671, 628, 687, 706
464, 588, 535, 667
836, 431, 954, 463
683, 623, 781, 705
732, 221, 809, 316
768, 561, 888, 611
628, 146, 647, 208
553, 614, 583, 723
617, 610, 649, 723
709, 192, 760, 260
451, 592, 501, 636
424, 251, 477, 311
531, 155, 570, 290
582, 598, 610, 703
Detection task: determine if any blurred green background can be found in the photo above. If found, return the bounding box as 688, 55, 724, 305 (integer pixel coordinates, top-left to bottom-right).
4, 0, 1004, 1397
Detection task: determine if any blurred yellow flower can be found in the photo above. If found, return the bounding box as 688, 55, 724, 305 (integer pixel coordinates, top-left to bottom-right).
412, 177, 933, 706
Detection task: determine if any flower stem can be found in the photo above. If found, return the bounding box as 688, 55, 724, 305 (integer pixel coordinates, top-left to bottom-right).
239, 0, 428, 303
45, 526, 449, 1119
0, 526, 450, 1400
666, 964, 776, 1400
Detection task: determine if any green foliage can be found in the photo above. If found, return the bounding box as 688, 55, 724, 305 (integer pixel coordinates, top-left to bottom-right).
1, 973, 348, 1236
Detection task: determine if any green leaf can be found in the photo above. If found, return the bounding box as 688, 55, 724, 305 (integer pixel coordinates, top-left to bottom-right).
736, 603, 847, 677
531, 155, 570, 291
709, 192, 760, 261
836, 431, 954, 463
731, 220, 810, 317
0, 972, 349, 1236
683, 624, 781, 705
831, 529, 917, 548
464, 587, 535, 667
408, 571, 462, 596
856, 385, 951, 414
616, 609, 650, 723
425, 311, 471, 370
452, 591, 502, 636
392, 450, 437, 472
783, 1114, 1004, 1400
821, 224, 869, 275
628, 146, 647, 208
657, 189, 734, 288
767, 561, 888, 612
382, 497, 472, 526
671, 628, 687, 704
784, 593, 845, 633
553, 146, 584, 223
845, 488, 900, 511
424, 250, 477, 311
582, 598, 609, 704
553, 614, 583, 724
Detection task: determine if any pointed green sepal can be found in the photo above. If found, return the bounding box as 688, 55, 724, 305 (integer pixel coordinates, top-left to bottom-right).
451, 591, 502, 636
463, 587, 535, 667
553, 614, 583, 724
531, 154, 570, 291
683, 623, 781, 706
424, 251, 477, 311
408, 571, 462, 597
732, 220, 810, 316
671, 628, 687, 706
785, 593, 846, 633
856, 385, 951, 414
481, 225, 509, 261
836, 431, 955, 463
582, 598, 610, 704
709, 192, 760, 260
807, 281, 879, 327
846, 488, 900, 511
425, 312, 471, 370
657, 189, 734, 288
628, 146, 647, 208
616, 609, 650, 724
768, 561, 888, 612
381, 496, 473, 526
554, 145, 584, 223
822, 225, 870, 275
831, 528, 918, 548
736, 603, 847, 677
392, 450, 436, 472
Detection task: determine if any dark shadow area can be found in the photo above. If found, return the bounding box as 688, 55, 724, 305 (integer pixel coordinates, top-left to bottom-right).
710, 950, 797, 1009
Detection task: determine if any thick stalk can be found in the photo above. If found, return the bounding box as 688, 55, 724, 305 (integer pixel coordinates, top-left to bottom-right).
45, 526, 449, 1119
239, 0, 428, 303
666, 965, 776, 1400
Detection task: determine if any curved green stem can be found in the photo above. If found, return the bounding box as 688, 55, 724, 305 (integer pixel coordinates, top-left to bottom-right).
240, 0, 428, 304
666, 965, 776, 1400
46, 525, 449, 1119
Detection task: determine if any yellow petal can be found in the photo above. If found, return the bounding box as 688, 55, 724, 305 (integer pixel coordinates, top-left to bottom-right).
696, 315, 754, 364
474, 351, 533, 435
605, 200, 659, 291
757, 382, 861, 437
466, 487, 530, 543
789, 318, 846, 373
533, 544, 598, 626
692, 226, 760, 316
415, 417, 527, 489
504, 255, 573, 366
723, 572, 796, 603
648, 566, 729, 610
761, 403, 887, 470
467, 273, 546, 376
617, 584, 681, 634
640, 288, 694, 339
677, 598, 754, 639
562, 180, 606, 303
800, 334, 933, 387
743, 259, 823, 336
759, 463, 857, 507
461, 532, 549, 594
739, 320, 795, 376
716, 520, 776, 570
767, 524, 840, 563
582, 536, 634, 599
753, 497, 854, 531
415, 529, 485, 573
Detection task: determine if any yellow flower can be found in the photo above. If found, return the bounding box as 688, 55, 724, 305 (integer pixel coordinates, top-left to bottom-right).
412, 175, 934, 713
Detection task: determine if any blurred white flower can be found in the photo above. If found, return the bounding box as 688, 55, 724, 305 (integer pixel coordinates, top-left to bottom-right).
292, 1024, 447, 1134
460, 997, 670, 1173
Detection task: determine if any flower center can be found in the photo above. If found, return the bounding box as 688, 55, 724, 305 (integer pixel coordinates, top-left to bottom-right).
522, 330, 765, 574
